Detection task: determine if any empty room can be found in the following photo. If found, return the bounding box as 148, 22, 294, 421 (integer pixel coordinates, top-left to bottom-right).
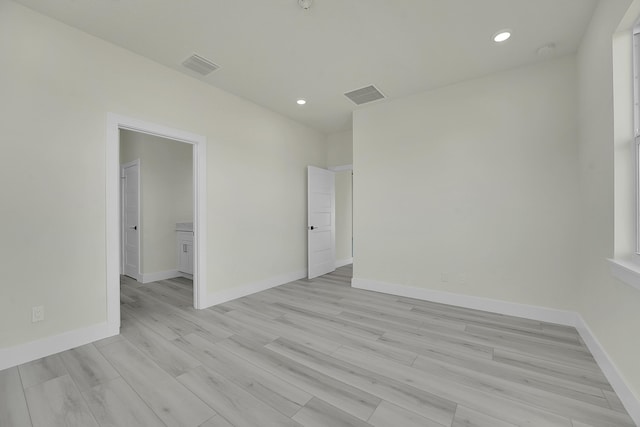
2, 0, 640, 426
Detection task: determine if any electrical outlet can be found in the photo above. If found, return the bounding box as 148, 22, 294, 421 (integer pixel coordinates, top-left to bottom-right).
441, 272, 449, 283
458, 273, 467, 285
32, 306, 44, 323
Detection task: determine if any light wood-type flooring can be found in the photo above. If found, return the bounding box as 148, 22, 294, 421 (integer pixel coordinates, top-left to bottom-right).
0, 265, 635, 426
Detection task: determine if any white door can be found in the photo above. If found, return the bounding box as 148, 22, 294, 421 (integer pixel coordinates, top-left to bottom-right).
308, 166, 335, 279
121, 160, 140, 280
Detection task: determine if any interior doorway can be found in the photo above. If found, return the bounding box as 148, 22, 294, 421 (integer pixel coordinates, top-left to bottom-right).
330, 164, 353, 269
106, 114, 208, 334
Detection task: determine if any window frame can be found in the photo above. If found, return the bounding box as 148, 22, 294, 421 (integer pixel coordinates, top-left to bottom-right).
633, 28, 640, 263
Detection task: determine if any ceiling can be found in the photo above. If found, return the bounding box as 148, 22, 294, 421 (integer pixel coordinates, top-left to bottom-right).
14, 0, 598, 133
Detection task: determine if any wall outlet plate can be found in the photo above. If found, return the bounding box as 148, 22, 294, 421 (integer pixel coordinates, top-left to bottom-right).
32, 306, 44, 323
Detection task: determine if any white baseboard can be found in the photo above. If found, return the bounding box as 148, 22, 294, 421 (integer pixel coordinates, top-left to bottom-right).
0, 321, 119, 371
205, 269, 308, 307
351, 277, 640, 426
335, 258, 354, 269
351, 277, 578, 326
141, 269, 181, 284
575, 316, 640, 425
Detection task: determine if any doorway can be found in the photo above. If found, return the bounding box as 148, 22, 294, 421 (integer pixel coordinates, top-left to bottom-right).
330, 165, 353, 268
106, 114, 207, 333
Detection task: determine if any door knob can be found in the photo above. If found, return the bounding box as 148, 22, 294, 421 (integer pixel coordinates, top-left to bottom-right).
309, 226, 315, 230
129, 226, 137, 230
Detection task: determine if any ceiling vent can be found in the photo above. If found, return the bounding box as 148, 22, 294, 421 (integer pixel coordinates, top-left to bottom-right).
182, 54, 220, 76
344, 85, 385, 105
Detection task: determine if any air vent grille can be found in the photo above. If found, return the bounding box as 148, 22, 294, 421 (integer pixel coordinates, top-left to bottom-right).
182, 54, 220, 76
344, 85, 385, 105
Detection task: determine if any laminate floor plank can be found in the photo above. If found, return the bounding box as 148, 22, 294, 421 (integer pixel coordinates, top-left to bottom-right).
332, 345, 575, 426
6, 265, 634, 427
174, 332, 313, 417
199, 414, 234, 427
222, 298, 288, 319
225, 309, 342, 354
156, 278, 194, 299
273, 313, 418, 365
492, 348, 612, 390
120, 313, 202, 377
367, 401, 446, 427
98, 339, 215, 427
410, 350, 634, 426
465, 324, 594, 357
338, 309, 466, 338
218, 334, 381, 421
24, 375, 98, 427
604, 388, 628, 413
265, 337, 455, 425
406, 299, 544, 329
59, 343, 120, 391
18, 354, 68, 389
177, 365, 302, 427
451, 405, 518, 427
0, 367, 32, 427
135, 282, 192, 307
278, 309, 384, 341
380, 329, 495, 361
292, 397, 372, 427
82, 377, 165, 427
412, 349, 609, 409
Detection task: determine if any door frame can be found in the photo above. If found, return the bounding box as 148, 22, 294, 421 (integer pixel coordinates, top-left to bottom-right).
329, 164, 354, 264
120, 159, 141, 281
106, 113, 208, 333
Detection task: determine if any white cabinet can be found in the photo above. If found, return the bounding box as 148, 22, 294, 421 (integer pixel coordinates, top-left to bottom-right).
176, 225, 194, 275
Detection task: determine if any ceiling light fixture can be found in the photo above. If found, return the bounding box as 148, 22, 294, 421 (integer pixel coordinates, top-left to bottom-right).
298, 0, 312, 10
297, 99, 307, 105
493, 30, 512, 43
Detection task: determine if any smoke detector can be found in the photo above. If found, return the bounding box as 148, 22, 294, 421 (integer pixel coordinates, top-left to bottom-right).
298, 0, 312, 10
537, 43, 557, 57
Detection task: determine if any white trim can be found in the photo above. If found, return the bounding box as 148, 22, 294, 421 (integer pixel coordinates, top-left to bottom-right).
351, 277, 577, 325
335, 258, 354, 268
351, 277, 640, 425
575, 315, 640, 425
636, 136, 640, 253
205, 270, 307, 307
140, 269, 181, 284
329, 164, 353, 172
106, 113, 208, 334
0, 322, 117, 372
608, 258, 640, 291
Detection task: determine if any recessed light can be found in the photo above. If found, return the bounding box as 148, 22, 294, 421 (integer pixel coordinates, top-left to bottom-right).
493, 30, 512, 43
297, 99, 307, 105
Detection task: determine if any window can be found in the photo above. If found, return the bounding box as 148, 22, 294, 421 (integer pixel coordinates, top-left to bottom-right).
608, 26, 640, 290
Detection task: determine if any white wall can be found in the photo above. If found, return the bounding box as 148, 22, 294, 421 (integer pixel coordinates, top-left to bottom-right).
577, 0, 640, 402
327, 130, 353, 166
353, 56, 580, 309
0, 1, 326, 349
120, 130, 193, 276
